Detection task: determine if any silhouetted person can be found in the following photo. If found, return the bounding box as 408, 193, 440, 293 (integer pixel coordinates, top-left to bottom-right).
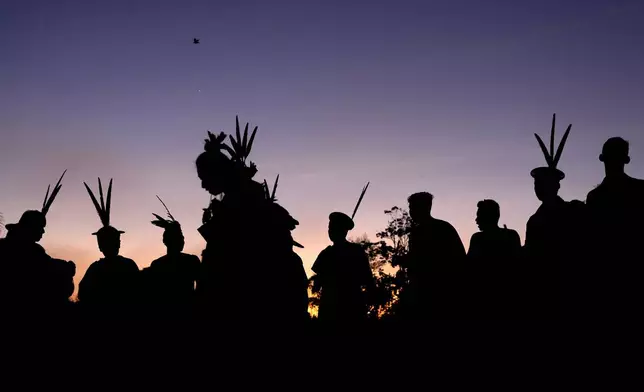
0, 171, 75, 317
585, 137, 644, 317
398, 192, 466, 320
195, 117, 307, 322
312, 212, 376, 324
78, 178, 140, 318
142, 197, 200, 319
467, 199, 521, 318
523, 114, 585, 319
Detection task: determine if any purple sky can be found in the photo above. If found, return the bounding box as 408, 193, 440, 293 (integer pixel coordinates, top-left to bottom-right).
2, 0, 644, 293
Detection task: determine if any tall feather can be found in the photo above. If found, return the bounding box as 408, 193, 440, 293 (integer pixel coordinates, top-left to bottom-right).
98, 178, 105, 213
247, 126, 258, 157
271, 174, 279, 201
351, 182, 370, 220
534, 134, 554, 167
235, 116, 242, 154
156, 195, 175, 222
42, 170, 67, 215
43, 185, 51, 213
550, 113, 556, 157
263, 180, 270, 199
242, 122, 249, 157
105, 179, 112, 227
553, 124, 572, 167
84, 182, 107, 226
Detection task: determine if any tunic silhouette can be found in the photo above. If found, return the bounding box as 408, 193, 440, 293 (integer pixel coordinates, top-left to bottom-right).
195, 118, 307, 322
467, 200, 521, 319
400, 192, 466, 319
142, 198, 200, 318
78, 255, 140, 316
585, 137, 644, 318
312, 212, 375, 323
0, 219, 75, 316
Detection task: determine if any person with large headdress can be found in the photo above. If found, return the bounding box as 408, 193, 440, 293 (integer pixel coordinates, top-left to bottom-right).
194, 116, 306, 321
77, 178, 140, 318
523, 114, 586, 319
141, 196, 200, 318
0, 170, 76, 316
311, 182, 376, 324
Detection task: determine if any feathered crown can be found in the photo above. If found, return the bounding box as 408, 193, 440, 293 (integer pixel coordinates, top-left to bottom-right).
83, 178, 124, 235
531, 113, 572, 180
329, 182, 370, 231
203, 116, 258, 179
41, 170, 67, 216
151, 195, 181, 231
263, 174, 279, 202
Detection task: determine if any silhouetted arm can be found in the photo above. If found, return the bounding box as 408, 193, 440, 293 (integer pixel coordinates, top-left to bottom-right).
77, 264, 96, 304
449, 225, 467, 261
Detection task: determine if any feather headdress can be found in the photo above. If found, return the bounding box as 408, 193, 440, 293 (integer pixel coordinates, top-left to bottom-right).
151, 195, 181, 231
329, 182, 370, 231
5, 170, 67, 231
203, 116, 258, 179
83, 178, 124, 236
42, 170, 67, 216
263, 174, 279, 202
531, 113, 572, 180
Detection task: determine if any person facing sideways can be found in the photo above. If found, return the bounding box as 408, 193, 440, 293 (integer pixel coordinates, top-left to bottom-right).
467, 199, 521, 319
0, 171, 75, 318
312, 212, 376, 324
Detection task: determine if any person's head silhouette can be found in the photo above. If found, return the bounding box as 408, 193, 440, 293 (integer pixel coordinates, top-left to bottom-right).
5, 170, 66, 243
531, 169, 563, 202
328, 212, 354, 244
84, 178, 124, 258
94, 226, 123, 258
530, 113, 571, 203
196, 117, 259, 196
476, 199, 500, 232
6, 210, 47, 242
599, 137, 630, 175
408, 192, 433, 223
151, 196, 185, 254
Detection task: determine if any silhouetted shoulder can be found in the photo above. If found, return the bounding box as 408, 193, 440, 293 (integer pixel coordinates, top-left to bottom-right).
470, 232, 483, 241
118, 256, 140, 271
505, 228, 520, 239
311, 246, 333, 273
434, 218, 459, 234
51, 258, 76, 277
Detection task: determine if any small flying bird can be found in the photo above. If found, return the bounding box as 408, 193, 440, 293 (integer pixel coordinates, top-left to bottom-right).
193, 38, 200, 44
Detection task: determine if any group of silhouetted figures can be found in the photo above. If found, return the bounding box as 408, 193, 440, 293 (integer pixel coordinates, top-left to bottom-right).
1, 114, 643, 322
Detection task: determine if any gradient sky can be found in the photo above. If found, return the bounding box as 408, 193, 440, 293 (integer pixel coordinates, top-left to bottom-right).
2, 0, 644, 295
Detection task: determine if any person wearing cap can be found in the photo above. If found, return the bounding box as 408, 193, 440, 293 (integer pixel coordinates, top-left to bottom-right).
523, 114, 586, 319
142, 197, 201, 319
585, 137, 644, 318
78, 178, 140, 318
0, 171, 75, 316
311, 212, 375, 323
466, 199, 521, 319
399, 191, 466, 320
